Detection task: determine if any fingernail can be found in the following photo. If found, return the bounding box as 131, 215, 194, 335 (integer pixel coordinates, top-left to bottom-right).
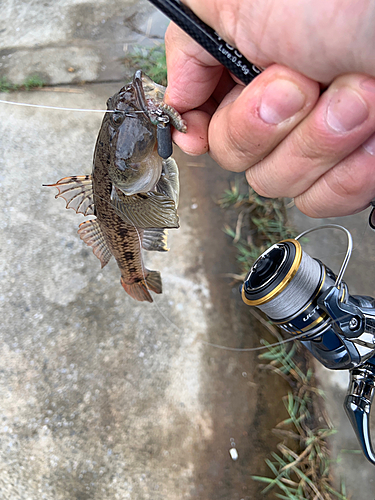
326, 87, 368, 133
363, 132, 375, 156
259, 80, 306, 124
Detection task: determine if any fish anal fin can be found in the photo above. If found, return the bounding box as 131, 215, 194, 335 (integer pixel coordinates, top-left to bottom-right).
44, 175, 94, 216
120, 271, 162, 302
142, 228, 169, 252
145, 270, 162, 294
78, 219, 112, 268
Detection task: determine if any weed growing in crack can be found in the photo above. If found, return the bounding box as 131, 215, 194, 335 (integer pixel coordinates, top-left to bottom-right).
0, 75, 45, 93
218, 175, 297, 274
250, 310, 349, 500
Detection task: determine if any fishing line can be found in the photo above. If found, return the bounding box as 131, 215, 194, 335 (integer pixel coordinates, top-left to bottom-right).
74, 193, 356, 354
0, 99, 146, 115
201, 313, 353, 352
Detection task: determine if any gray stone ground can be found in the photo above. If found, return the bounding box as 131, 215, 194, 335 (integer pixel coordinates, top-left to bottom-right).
0, 0, 165, 85
1, 1, 375, 499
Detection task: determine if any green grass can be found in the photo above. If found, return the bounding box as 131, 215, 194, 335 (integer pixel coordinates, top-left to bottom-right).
124, 44, 168, 86
23, 75, 45, 90
0, 77, 14, 92
0, 75, 45, 93
219, 176, 297, 273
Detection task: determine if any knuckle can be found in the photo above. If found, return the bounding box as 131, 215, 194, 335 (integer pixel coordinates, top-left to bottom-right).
330, 151, 375, 198
293, 124, 338, 162
209, 113, 258, 171
294, 193, 323, 218
245, 164, 272, 197
225, 112, 261, 163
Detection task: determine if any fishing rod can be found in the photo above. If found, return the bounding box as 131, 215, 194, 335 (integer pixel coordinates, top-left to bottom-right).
147, 0, 262, 85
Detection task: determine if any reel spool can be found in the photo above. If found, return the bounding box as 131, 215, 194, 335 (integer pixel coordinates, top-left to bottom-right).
241, 237, 337, 337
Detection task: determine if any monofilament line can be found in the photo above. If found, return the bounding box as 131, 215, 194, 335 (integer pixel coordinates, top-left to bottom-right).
0, 99, 111, 113
0, 99, 145, 114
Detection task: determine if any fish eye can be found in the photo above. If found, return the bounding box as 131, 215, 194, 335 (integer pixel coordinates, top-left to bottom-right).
111, 111, 124, 126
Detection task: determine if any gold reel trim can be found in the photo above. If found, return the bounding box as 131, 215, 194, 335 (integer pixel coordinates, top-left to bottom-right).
242, 239, 302, 306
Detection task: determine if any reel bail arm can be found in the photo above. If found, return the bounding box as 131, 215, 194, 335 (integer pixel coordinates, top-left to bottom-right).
318, 285, 365, 338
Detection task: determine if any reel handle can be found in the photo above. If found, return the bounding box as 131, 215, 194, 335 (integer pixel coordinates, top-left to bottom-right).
344, 362, 375, 465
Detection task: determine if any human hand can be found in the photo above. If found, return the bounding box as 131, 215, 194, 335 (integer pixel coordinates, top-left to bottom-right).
164, 0, 375, 218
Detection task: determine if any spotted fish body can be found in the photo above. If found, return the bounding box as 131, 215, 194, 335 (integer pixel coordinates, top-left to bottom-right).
46, 72, 186, 302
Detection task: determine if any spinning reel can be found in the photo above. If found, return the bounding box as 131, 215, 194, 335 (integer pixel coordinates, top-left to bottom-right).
241, 224, 375, 465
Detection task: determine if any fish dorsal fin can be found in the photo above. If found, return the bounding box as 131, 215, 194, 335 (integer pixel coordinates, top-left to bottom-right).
110, 186, 179, 229
155, 158, 180, 207
142, 228, 169, 252
44, 175, 94, 216
78, 219, 112, 268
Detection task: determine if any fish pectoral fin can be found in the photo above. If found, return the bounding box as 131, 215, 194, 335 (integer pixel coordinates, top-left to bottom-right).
44, 175, 95, 216
155, 158, 180, 207
111, 187, 179, 229
120, 271, 162, 302
78, 219, 112, 268
142, 228, 169, 252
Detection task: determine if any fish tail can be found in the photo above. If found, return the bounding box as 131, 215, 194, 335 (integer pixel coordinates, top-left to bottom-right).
120, 270, 162, 302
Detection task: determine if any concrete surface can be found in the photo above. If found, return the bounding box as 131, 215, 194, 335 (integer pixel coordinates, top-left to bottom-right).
289, 207, 375, 498
0, 2, 290, 498
0, 0, 168, 85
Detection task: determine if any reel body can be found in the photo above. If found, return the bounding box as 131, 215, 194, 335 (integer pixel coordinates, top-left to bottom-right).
242, 225, 375, 465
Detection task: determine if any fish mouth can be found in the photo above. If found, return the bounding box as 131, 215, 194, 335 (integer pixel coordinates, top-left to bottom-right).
107, 70, 149, 118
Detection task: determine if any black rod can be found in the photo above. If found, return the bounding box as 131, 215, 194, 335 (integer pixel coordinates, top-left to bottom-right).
148, 0, 262, 85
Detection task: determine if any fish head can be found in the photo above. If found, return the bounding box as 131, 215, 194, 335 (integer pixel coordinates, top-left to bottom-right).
105, 71, 162, 195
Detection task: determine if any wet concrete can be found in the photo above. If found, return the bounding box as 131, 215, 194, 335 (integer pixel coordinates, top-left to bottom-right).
0, 81, 290, 499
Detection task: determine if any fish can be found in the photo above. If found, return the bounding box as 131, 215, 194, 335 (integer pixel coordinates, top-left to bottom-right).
45, 71, 187, 302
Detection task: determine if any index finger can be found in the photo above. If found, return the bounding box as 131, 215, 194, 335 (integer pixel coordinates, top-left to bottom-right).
164, 22, 224, 113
